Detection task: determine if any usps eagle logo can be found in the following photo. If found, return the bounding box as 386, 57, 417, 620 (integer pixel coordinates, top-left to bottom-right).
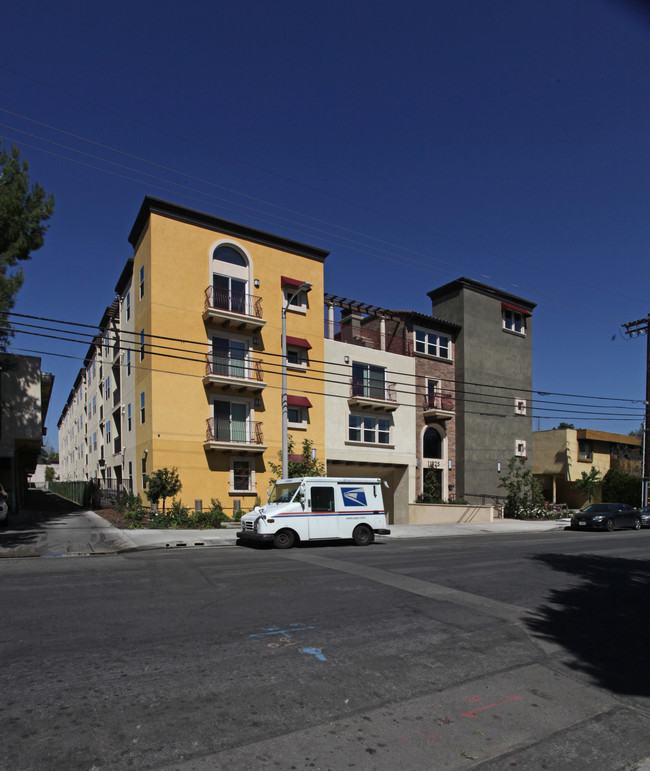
342, 487, 367, 507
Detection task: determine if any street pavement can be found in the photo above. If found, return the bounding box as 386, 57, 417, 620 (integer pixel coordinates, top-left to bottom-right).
0, 488, 569, 558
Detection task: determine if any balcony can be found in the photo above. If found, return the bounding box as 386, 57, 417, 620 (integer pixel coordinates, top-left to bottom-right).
327, 320, 413, 357
348, 379, 398, 411
204, 418, 267, 453
423, 393, 455, 421
203, 287, 266, 332
203, 355, 266, 394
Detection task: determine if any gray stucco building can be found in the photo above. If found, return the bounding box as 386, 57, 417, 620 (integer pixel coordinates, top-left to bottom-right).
427, 278, 535, 504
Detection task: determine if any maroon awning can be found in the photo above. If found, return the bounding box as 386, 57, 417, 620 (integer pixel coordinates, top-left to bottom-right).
501, 301, 532, 317
287, 395, 312, 408
286, 336, 311, 349
281, 276, 305, 288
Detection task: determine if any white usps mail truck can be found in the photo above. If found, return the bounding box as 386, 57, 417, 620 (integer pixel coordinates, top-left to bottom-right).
237, 477, 391, 549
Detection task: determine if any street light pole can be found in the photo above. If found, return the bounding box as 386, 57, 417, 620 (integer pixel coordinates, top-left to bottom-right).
282, 282, 312, 479
621, 313, 650, 507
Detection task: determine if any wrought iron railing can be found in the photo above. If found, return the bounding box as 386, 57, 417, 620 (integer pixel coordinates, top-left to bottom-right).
204, 286, 263, 318
350, 378, 396, 402
205, 417, 264, 445
205, 354, 263, 381
327, 320, 413, 356
423, 393, 454, 412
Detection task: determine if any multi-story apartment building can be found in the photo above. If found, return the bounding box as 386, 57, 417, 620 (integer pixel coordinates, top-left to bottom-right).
59, 196, 328, 514
427, 278, 535, 503
533, 427, 642, 508
322, 298, 460, 522
58, 199, 535, 520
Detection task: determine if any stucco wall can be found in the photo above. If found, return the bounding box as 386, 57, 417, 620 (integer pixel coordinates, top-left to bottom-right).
407, 503, 495, 524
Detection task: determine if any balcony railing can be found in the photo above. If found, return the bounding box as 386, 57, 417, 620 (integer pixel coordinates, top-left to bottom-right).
205, 417, 264, 446
422, 392, 455, 419
327, 320, 413, 357
204, 286, 263, 319
348, 378, 397, 410
205, 354, 263, 381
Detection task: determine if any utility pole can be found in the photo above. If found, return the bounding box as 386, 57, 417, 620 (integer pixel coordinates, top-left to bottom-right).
621, 314, 650, 507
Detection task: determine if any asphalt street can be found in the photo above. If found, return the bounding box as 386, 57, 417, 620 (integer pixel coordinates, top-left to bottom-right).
2, 492, 650, 770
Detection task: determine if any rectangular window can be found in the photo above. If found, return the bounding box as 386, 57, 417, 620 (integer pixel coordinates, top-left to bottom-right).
415, 329, 450, 359
92, 395, 96, 415
139, 329, 145, 361
126, 291, 131, 321
211, 337, 247, 378
311, 487, 335, 512
288, 406, 302, 424
93, 432, 97, 452
232, 460, 253, 492
140, 392, 145, 424
214, 400, 249, 442
352, 362, 386, 400
515, 439, 527, 457
139, 266, 144, 299
348, 414, 391, 444
503, 309, 526, 334
578, 440, 593, 461
126, 348, 131, 375
515, 398, 527, 415
127, 403, 132, 431
141, 457, 147, 489
105, 376, 110, 395
106, 420, 111, 445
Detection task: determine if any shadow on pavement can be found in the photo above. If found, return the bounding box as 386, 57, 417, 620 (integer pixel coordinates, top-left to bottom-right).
526, 552, 650, 697
0, 489, 83, 549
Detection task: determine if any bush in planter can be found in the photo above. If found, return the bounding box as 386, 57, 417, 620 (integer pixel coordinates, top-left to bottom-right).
117, 493, 148, 528
192, 499, 229, 529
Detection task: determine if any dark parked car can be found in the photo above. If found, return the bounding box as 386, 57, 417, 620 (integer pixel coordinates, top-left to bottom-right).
571, 503, 641, 532
640, 506, 650, 528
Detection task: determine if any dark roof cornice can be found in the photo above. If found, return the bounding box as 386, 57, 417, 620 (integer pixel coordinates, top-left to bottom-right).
427, 277, 536, 311
128, 196, 330, 262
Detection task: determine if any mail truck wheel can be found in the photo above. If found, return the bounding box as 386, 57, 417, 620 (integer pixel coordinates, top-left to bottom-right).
352, 524, 373, 546
273, 529, 295, 549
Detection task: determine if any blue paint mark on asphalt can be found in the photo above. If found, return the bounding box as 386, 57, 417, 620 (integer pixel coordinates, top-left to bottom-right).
249, 623, 314, 638
301, 647, 327, 662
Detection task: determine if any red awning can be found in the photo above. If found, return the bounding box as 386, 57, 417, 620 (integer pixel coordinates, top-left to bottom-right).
501, 301, 532, 317
287, 395, 312, 408
281, 276, 305, 288
286, 336, 311, 349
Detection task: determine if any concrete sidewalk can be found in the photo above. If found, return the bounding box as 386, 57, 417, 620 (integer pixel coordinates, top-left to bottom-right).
0, 488, 570, 557
102, 517, 570, 553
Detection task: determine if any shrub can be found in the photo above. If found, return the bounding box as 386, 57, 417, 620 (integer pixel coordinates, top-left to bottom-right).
118, 493, 148, 528
232, 509, 245, 522
498, 456, 546, 519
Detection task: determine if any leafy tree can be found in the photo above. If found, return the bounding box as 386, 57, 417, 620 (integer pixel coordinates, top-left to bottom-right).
39, 443, 59, 463
554, 423, 575, 429
573, 466, 601, 504
144, 466, 182, 514
269, 436, 325, 481
417, 463, 443, 503
629, 424, 644, 438
44, 466, 55, 483
498, 456, 545, 519
602, 468, 642, 508
0, 143, 55, 350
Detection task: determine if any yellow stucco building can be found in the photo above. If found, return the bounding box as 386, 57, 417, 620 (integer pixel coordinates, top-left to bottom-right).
532, 427, 642, 508
59, 197, 328, 515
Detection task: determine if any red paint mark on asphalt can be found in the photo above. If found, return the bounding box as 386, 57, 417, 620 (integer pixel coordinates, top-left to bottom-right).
464, 695, 483, 703
460, 695, 522, 718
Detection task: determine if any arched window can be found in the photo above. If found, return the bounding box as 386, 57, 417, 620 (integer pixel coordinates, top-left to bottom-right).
211, 244, 250, 313
214, 245, 247, 268
423, 427, 443, 459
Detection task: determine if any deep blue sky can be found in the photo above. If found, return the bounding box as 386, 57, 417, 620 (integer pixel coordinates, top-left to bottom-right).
2, 0, 650, 443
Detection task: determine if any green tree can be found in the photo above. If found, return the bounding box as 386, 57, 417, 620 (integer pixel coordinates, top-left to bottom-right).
498, 456, 545, 519
0, 143, 55, 350
573, 466, 601, 504
44, 466, 55, 483
144, 467, 182, 514
269, 436, 325, 481
417, 463, 443, 503
602, 468, 642, 507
